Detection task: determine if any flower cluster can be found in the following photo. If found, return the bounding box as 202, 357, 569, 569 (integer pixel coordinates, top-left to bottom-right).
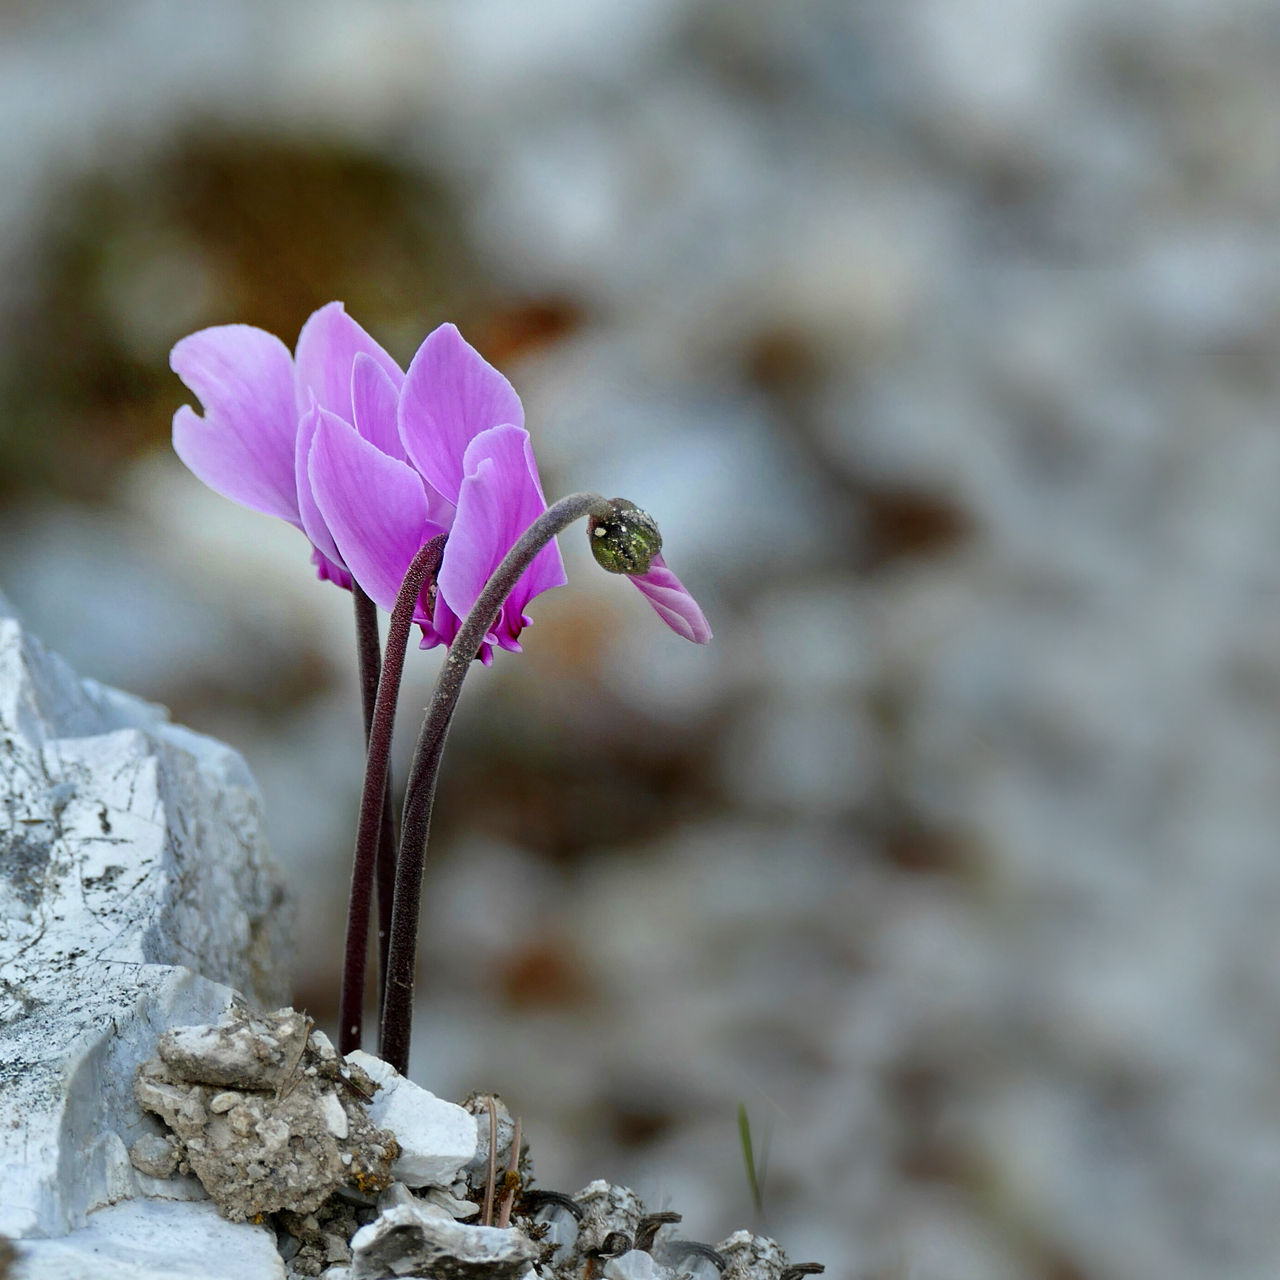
172, 302, 710, 658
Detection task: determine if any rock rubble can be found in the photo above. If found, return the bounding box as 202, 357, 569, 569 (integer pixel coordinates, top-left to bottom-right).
131, 1008, 400, 1221
128, 1033, 825, 1280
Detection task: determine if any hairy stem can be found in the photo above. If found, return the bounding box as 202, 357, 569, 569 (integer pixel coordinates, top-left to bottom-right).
352, 587, 399, 1016
379, 492, 610, 1071
339, 539, 445, 1055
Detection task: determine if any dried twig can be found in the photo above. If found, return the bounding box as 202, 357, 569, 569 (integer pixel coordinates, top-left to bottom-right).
635, 1212, 682, 1253
523, 1190, 584, 1221
497, 1116, 522, 1228
276, 1016, 314, 1101
336, 1069, 374, 1102
482, 1097, 499, 1225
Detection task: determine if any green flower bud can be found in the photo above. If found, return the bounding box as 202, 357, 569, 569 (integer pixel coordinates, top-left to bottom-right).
587, 499, 663, 576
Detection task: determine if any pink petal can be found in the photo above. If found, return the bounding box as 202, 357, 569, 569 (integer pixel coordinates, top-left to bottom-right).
295, 406, 347, 573
308, 411, 447, 619
354, 350, 456, 529
312, 546, 353, 590
351, 353, 406, 460
294, 302, 404, 424
399, 324, 524, 506
436, 424, 567, 653
423, 593, 489, 662
171, 325, 299, 522
629, 554, 712, 644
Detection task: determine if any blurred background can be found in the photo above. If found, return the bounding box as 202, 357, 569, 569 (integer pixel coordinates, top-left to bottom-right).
3, 1, 1280, 1276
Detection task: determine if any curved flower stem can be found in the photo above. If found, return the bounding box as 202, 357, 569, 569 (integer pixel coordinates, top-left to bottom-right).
339, 537, 446, 1055
352, 587, 400, 1021
379, 492, 610, 1071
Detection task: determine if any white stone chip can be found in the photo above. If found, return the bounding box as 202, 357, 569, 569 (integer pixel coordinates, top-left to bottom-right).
345, 1051, 478, 1188
320, 1091, 349, 1140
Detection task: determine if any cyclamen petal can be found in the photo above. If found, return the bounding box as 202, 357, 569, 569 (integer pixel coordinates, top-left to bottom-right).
171, 325, 299, 523
311, 546, 353, 591
399, 324, 524, 506
351, 353, 406, 461
295, 302, 403, 424
436, 424, 567, 657
295, 406, 348, 574
308, 412, 447, 623
629, 554, 712, 644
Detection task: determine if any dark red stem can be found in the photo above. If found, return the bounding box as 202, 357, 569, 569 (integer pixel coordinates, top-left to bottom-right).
352, 587, 399, 1019
379, 493, 609, 1072
339, 539, 444, 1055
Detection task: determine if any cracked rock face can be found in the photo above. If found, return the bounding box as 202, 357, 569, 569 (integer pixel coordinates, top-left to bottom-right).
0, 599, 290, 1238
133, 1009, 399, 1221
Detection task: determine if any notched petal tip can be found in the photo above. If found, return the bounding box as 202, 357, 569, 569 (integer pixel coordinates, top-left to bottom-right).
170, 324, 300, 523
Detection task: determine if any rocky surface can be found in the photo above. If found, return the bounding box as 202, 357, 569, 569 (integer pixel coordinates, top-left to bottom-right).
310, 1168, 820, 1280
14, 1199, 286, 1280
0, 594, 290, 1241
132, 1008, 399, 1221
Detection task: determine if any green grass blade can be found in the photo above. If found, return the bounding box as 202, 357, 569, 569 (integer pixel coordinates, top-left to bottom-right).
738, 1101, 764, 1220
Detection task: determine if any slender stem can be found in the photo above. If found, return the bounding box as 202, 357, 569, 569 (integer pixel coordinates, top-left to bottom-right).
374, 786, 397, 1013
378, 492, 610, 1071
353, 586, 382, 745
497, 1115, 522, 1227
482, 1097, 498, 1226
338, 539, 445, 1055
353, 587, 400, 1019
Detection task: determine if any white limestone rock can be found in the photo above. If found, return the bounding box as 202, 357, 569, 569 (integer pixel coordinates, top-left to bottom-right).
346, 1050, 477, 1188
0, 600, 290, 1240
14, 1198, 285, 1279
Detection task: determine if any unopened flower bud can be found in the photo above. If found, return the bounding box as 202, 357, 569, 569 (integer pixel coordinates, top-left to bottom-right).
587, 499, 663, 575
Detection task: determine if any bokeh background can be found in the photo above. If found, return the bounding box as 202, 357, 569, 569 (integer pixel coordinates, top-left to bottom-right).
3, 1, 1280, 1276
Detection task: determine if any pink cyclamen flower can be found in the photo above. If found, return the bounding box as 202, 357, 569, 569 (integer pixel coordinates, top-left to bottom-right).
171, 302, 709, 656
172, 304, 560, 661
307, 322, 567, 662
